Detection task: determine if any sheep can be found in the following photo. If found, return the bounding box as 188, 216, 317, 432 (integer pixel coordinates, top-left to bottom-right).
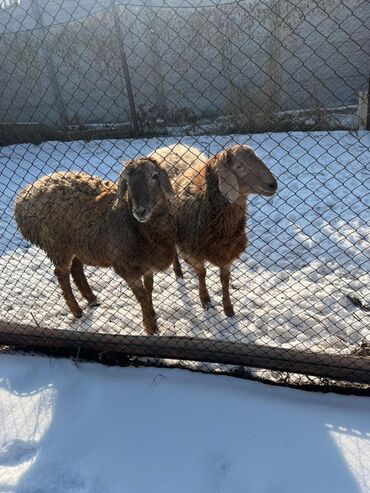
14, 157, 176, 334
149, 143, 278, 317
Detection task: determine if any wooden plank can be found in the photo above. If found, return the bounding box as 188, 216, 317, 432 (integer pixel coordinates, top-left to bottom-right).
358, 90, 368, 130
0, 321, 369, 384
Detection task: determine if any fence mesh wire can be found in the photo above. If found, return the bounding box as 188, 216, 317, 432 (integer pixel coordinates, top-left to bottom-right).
0, 0, 369, 386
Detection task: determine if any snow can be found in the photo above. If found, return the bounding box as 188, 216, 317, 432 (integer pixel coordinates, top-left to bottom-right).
0, 354, 369, 493
0, 131, 370, 354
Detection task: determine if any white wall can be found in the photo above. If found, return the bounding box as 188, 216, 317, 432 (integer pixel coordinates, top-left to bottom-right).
0, 0, 368, 127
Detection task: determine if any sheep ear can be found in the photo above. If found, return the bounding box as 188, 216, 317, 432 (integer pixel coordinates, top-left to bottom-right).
117, 173, 128, 199
159, 167, 175, 199
216, 151, 240, 203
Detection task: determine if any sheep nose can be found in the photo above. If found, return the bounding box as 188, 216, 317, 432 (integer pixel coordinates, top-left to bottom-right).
136, 206, 148, 218
268, 181, 277, 192
133, 205, 152, 222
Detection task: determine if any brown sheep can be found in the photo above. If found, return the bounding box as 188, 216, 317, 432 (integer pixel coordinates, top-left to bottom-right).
149, 144, 278, 317
14, 157, 176, 334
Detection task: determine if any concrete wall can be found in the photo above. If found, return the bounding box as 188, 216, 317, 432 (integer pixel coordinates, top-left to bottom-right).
0, 0, 368, 128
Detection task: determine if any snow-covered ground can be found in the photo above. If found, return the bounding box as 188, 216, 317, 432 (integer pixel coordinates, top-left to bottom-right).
0, 354, 369, 493
0, 131, 370, 353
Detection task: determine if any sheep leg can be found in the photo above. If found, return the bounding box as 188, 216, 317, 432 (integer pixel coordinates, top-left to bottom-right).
186, 257, 211, 309
220, 265, 234, 317
119, 271, 158, 335
173, 252, 184, 278
70, 258, 99, 306
131, 277, 158, 335
54, 265, 83, 318
143, 271, 154, 306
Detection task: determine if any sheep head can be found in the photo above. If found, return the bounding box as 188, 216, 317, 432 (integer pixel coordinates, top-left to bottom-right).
214, 145, 278, 203
117, 157, 174, 223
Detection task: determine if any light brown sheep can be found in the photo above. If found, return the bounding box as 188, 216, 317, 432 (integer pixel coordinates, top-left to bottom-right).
14, 157, 176, 334
149, 144, 278, 316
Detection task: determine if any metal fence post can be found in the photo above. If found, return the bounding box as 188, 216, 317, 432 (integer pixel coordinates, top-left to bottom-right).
31, 0, 68, 127
111, 0, 140, 135
367, 76, 370, 131
265, 0, 282, 114
147, 2, 166, 113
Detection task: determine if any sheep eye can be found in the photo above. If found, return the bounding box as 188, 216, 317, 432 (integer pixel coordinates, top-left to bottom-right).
152, 172, 159, 180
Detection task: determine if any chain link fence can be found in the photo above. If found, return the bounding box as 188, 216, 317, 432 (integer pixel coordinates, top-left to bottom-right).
0, 0, 369, 388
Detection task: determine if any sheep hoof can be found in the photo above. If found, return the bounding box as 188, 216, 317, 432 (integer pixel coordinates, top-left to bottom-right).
202, 300, 213, 310
144, 320, 159, 335
88, 299, 100, 307
224, 307, 235, 317
73, 310, 83, 319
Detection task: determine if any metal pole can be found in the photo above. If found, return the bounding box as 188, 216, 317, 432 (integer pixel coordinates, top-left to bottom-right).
266, 0, 282, 114
147, 2, 166, 112
31, 0, 68, 127
111, 1, 140, 135
367, 75, 370, 131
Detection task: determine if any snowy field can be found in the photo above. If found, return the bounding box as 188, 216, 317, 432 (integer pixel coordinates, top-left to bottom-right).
0, 131, 369, 354
0, 354, 369, 493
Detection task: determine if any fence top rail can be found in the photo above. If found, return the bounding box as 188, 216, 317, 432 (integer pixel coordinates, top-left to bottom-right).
0, 321, 369, 385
